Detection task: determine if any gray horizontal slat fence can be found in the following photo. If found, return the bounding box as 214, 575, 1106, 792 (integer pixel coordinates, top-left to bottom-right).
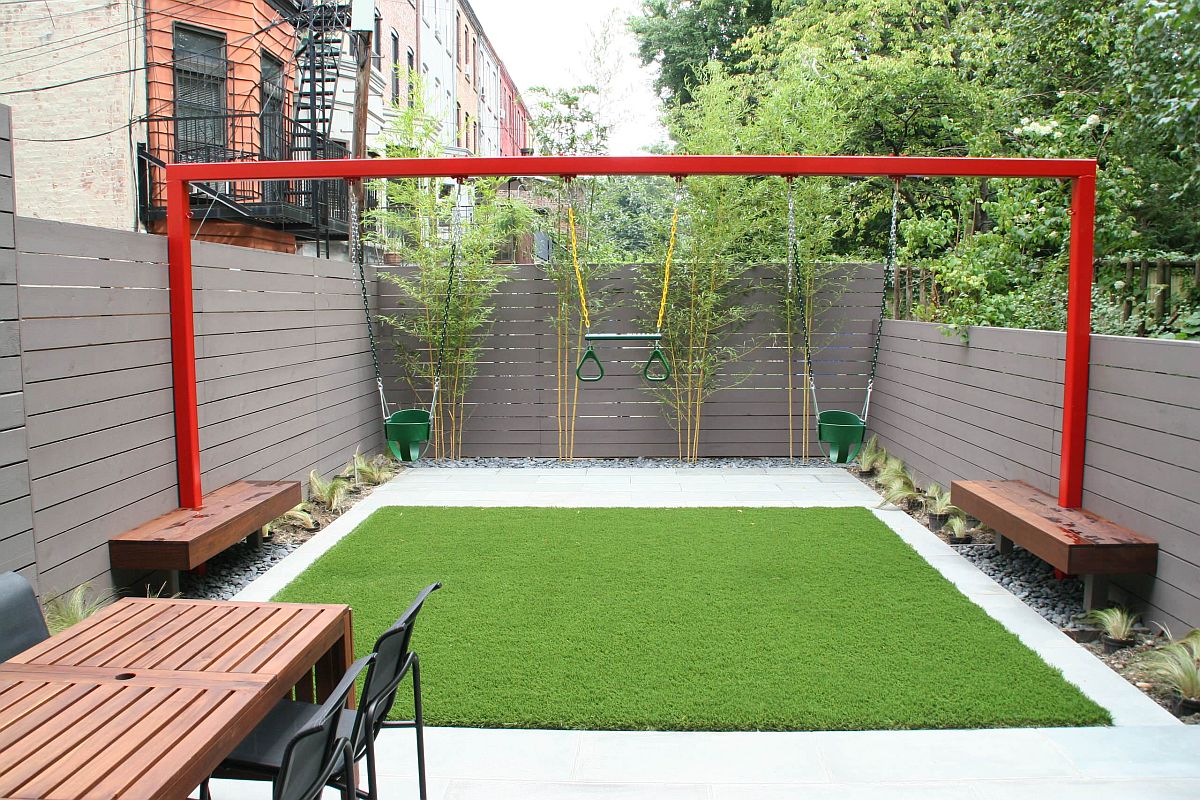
0, 106, 35, 590
378, 262, 884, 458
13, 217, 382, 599
869, 319, 1200, 632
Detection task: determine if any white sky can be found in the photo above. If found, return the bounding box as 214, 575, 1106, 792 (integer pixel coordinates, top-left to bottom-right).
467, 0, 667, 154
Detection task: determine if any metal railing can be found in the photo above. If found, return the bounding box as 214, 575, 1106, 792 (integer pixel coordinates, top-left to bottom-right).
140, 111, 350, 238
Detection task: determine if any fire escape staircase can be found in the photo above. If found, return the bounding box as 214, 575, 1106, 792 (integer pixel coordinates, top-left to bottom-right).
293, 2, 351, 256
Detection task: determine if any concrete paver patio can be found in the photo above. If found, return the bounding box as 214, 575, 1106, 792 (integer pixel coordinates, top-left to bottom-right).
227, 466, 1193, 800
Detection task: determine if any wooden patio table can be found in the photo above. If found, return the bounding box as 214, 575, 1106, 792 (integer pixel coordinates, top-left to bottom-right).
0, 597, 353, 800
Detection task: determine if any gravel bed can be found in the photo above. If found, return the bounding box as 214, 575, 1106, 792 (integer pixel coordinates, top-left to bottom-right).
181, 538, 298, 600
956, 543, 1087, 628
406, 456, 835, 469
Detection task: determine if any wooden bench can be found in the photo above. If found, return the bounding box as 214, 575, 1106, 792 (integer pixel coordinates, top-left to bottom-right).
951, 479, 1157, 609
109, 480, 301, 594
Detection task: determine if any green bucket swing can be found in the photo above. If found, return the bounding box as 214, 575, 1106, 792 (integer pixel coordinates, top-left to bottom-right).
385, 408, 432, 462
353, 181, 461, 463
791, 177, 900, 464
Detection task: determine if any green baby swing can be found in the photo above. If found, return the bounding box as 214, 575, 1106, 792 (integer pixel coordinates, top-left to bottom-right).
351, 180, 462, 462
790, 176, 901, 464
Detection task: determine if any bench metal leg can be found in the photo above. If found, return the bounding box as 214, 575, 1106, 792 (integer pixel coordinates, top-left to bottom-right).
996, 533, 1013, 555
1083, 574, 1109, 610
164, 570, 181, 597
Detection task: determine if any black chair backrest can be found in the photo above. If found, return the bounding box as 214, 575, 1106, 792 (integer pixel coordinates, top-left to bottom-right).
0, 572, 49, 662
353, 582, 440, 746
274, 654, 374, 800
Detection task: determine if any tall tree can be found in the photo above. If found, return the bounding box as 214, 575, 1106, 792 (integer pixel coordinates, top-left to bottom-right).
630, 0, 778, 105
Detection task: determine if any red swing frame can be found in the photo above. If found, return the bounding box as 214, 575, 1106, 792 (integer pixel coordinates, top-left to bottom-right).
165, 155, 1098, 510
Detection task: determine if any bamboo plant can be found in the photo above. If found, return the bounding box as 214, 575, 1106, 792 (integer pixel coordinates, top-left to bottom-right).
367, 76, 533, 458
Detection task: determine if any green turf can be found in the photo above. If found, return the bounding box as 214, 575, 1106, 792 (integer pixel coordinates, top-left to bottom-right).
275, 506, 1110, 731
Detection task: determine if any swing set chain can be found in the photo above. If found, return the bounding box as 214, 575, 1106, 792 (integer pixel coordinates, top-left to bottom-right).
862, 176, 902, 419
348, 181, 389, 419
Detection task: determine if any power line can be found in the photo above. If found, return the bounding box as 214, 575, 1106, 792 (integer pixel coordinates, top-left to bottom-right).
0, 15, 291, 96
0, 0, 241, 68
0, 0, 253, 86
13, 116, 150, 142
15, 7, 310, 145
1, 0, 190, 64
2, 3, 113, 24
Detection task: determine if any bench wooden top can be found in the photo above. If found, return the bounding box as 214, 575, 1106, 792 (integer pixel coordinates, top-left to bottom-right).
109, 480, 301, 570
0, 598, 353, 800
951, 479, 1158, 575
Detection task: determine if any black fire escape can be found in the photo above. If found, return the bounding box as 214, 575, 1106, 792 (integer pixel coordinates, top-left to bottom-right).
138, 1, 353, 248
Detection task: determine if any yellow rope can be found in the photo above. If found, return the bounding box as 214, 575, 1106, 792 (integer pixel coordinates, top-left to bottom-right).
656, 197, 680, 332
567, 205, 590, 330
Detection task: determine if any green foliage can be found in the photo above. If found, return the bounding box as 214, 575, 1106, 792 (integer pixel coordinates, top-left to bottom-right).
631, 0, 1200, 333
277, 505, 1109, 729
366, 76, 534, 457
630, 0, 778, 105
1084, 606, 1141, 639
527, 85, 609, 156
1146, 642, 1200, 700
308, 470, 352, 513
922, 482, 960, 516
276, 503, 317, 531
944, 514, 973, 540
43, 584, 111, 635
856, 436, 886, 473
877, 460, 921, 509
343, 452, 398, 487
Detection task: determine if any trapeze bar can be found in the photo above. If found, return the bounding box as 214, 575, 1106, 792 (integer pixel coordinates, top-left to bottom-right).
584, 333, 663, 342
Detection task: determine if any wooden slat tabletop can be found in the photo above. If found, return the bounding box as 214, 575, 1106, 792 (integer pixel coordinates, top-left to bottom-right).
9, 598, 348, 681
0, 598, 353, 800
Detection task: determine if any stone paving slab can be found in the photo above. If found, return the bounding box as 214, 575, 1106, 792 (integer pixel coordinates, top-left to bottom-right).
230, 466, 1190, 800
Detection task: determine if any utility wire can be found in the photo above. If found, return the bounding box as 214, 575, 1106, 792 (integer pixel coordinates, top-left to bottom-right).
13, 116, 150, 142
0, 15, 291, 96
2, 2, 223, 81
0, 0, 234, 65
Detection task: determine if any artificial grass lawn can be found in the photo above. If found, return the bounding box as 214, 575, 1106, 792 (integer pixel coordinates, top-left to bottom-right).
275, 506, 1110, 731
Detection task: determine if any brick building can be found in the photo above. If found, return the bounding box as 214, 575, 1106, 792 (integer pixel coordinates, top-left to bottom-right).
0, 0, 528, 250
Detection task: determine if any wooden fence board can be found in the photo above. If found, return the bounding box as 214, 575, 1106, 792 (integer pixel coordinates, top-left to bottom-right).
871, 319, 1200, 631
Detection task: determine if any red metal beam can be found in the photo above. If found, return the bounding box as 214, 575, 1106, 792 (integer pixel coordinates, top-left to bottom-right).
167, 154, 1097, 183
166, 178, 202, 510
164, 154, 1097, 512
1060, 175, 1097, 508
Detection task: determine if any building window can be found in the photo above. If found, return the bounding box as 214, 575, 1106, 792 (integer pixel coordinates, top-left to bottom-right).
260, 52, 285, 199
373, 10, 382, 70
456, 12, 462, 62
407, 49, 416, 108
260, 52, 285, 160
173, 25, 227, 162
390, 30, 400, 101
456, 103, 462, 147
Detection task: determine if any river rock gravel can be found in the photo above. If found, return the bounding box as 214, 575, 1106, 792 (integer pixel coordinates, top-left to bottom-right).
956, 543, 1087, 628
406, 456, 835, 469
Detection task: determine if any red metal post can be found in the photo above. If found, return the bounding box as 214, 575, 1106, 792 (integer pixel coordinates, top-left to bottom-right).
1060, 174, 1096, 509
166, 177, 203, 509
161, 155, 1098, 511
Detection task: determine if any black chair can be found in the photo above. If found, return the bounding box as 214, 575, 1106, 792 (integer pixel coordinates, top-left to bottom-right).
0, 571, 50, 662
203, 654, 372, 800
213, 583, 442, 800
